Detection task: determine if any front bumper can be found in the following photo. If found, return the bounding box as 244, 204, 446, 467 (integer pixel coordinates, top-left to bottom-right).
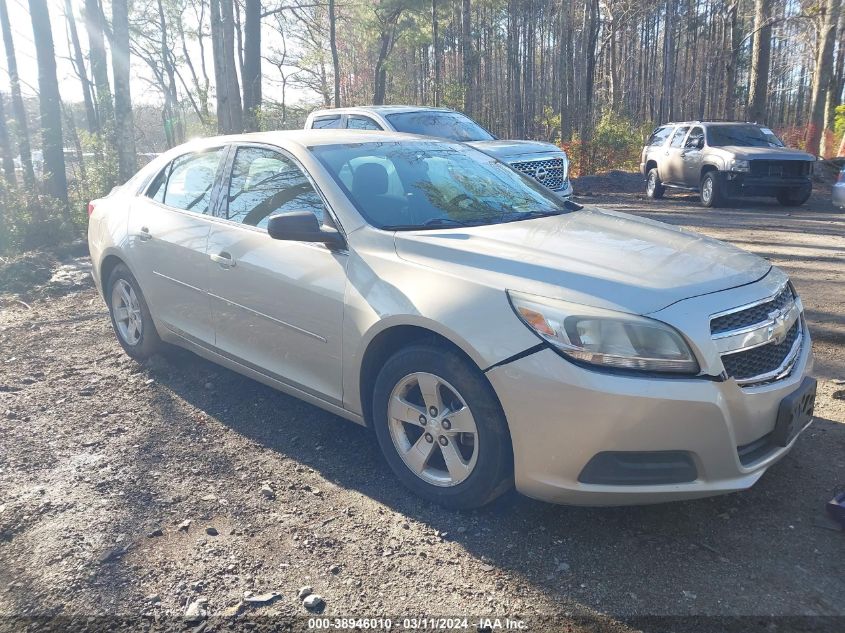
486, 330, 814, 506
553, 179, 573, 200
723, 173, 811, 197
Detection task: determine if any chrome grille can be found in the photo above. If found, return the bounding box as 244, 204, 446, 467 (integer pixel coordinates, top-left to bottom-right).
710, 286, 793, 335
721, 321, 800, 382
509, 157, 566, 190
710, 285, 804, 387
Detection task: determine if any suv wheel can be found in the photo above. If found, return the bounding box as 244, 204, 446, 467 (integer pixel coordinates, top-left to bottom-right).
646, 168, 665, 199
372, 344, 513, 509
776, 185, 812, 207
700, 172, 723, 208
106, 263, 162, 360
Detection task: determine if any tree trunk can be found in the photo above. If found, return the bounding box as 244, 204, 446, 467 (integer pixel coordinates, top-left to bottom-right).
242, 0, 261, 130
211, 0, 243, 133
807, 0, 842, 156
64, 0, 97, 133
329, 0, 340, 107
0, 92, 15, 184
373, 13, 400, 105
112, 0, 136, 181
29, 0, 69, 209
461, 0, 474, 116
431, 0, 440, 106
747, 0, 772, 123
0, 0, 34, 187
84, 0, 113, 132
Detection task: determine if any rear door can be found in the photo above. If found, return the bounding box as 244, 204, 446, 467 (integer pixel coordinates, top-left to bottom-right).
663, 126, 690, 184
681, 126, 705, 187
125, 147, 227, 344
206, 144, 348, 405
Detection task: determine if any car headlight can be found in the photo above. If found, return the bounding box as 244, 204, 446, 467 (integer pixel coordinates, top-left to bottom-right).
728, 159, 750, 172
561, 154, 569, 182
508, 291, 700, 374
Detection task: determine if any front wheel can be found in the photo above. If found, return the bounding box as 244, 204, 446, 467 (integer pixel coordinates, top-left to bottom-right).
372, 344, 513, 509
700, 172, 724, 208
776, 185, 812, 206
646, 168, 665, 199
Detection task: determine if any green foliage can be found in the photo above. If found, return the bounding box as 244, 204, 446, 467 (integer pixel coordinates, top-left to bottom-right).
0, 179, 67, 254
562, 111, 649, 177
834, 104, 845, 138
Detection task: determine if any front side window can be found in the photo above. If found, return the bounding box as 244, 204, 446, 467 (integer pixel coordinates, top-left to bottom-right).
311, 141, 570, 230
685, 127, 704, 149
149, 149, 224, 214
385, 111, 495, 142
226, 146, 327, 229
312, 115, 341, 129
669, 127, 690, 148
347, 115, 382, 130
647, 126, 673, 147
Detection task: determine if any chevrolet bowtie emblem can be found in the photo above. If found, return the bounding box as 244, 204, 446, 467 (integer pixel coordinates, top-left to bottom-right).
767, 307, 789, 345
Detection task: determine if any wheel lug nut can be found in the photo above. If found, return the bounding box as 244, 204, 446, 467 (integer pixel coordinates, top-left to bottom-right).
441, 419, 451, 430
429, 406, 438, 417
424, 433, 434, 443
419, 415, 427, 425
438, 436, 448, 446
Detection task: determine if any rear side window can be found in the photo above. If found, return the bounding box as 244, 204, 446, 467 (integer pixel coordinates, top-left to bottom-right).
669, 127, 690, 148
347, 115, 382, 130
647, 126, 673, 147
146, 148, 225, 214
311, 115, 341, 129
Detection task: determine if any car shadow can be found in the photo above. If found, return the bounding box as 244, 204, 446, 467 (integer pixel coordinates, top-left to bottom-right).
146, 346, 845, 621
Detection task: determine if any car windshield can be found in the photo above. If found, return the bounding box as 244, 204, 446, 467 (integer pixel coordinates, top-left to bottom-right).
707, 125, 784, 148
310, 141, 570, 230
385, 111, 495, 142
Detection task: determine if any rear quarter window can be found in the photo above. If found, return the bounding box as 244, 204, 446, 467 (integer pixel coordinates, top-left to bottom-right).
647, 126, 673, 147
311, 115, 342, 129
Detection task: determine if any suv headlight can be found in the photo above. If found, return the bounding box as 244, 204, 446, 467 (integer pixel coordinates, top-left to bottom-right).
561, 154, 569, 182
728, 159, 750, 172
508, 291, 700, 374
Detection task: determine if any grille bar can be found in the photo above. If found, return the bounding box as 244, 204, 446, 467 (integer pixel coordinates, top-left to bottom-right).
509, 157, 566, 190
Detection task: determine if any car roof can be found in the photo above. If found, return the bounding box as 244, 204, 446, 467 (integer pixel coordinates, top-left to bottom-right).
175, 129, 447, 151
311, 105, 456, 117
662, 121, 760, 127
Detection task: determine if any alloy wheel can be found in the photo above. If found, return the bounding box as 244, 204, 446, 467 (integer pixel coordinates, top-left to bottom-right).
111, 279, 143, 346
702, 177, 713, 204
387, 372, 480, 487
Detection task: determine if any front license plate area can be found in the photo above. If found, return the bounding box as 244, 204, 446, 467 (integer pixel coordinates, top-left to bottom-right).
772, 376, 816, 447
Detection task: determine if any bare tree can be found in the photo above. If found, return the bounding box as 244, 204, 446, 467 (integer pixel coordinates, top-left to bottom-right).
29, 0, 69, 209
84, 0, 114, 131
747, 0, 773, 123
64, 0, 97, 133
807, 0, 842, 156
329, 0, 340, 107
0, 92, 14, 184
243, 0, 262, 130
211, 0, 243, 133
112, 0, 136, 180
0, 0, 34, 187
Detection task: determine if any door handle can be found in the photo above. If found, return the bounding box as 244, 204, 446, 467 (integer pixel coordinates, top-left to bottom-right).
138, 226, 152, 242
680, 152, 687, 158
210, 252, 236, 268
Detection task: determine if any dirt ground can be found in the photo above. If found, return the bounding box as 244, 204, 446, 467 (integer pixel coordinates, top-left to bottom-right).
0, 175, 843, 633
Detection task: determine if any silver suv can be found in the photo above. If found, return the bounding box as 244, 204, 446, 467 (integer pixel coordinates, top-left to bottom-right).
305, 106, 573, 200
640, 121, 815, 208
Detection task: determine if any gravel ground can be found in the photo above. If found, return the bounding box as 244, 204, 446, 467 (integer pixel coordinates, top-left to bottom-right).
0, 177, 843, 633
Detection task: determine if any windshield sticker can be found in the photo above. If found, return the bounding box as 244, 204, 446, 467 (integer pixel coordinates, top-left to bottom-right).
761, 128, 774, 135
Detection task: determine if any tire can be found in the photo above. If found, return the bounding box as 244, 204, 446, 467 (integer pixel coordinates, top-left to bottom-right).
646, 168, 665, 199
372, 344, 513, 509
776, 185, 812, 207
106, 263, 162, 361
700, 171, 724, 208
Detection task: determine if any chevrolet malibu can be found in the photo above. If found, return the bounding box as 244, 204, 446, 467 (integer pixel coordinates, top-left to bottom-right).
88, 130, 816, 509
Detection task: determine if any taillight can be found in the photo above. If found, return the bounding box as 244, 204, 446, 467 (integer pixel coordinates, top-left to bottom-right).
87, 201, 96, 216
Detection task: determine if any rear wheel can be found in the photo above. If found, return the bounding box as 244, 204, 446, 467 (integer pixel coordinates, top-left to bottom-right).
372, 344, 513, 509
776, 185, 812, 206
700, 171, 724, 208
646, 168, 665, 199
106, 263, 162, 360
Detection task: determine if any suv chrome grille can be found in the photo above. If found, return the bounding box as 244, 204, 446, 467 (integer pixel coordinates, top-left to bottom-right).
710, 285, 804, 387
749, 160, 811, 179
509, 157, 566, 190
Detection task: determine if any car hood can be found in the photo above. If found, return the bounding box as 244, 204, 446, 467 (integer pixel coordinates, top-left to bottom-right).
711, 146, 815, 161
466, 139, 564, 160
393, 207, 771, 315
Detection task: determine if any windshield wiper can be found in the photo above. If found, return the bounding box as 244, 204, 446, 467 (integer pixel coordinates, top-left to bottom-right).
382, 217, 479, 231
500, 209, 566, 223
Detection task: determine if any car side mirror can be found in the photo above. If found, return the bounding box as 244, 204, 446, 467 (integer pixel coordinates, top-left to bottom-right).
267, 212, 345, 250
697, 137, 705, 150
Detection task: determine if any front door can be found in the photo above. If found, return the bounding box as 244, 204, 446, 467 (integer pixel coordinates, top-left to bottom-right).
681, 126, 705, 188
663, 126, 690, 185
206, 144, 347, 405
125, 147, 227, 344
